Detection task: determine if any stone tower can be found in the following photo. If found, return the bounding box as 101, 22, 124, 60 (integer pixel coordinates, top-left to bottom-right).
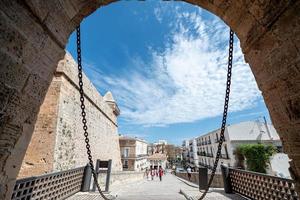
18, 52, 122, 178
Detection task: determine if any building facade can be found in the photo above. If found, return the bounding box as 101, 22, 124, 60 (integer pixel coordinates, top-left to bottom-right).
119, 136, 148, 171
184, 120, 290, 176
147, 153, 168, 170
182, 140, 189, 161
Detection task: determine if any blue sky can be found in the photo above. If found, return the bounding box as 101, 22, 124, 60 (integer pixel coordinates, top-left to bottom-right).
66, 1, 271, 145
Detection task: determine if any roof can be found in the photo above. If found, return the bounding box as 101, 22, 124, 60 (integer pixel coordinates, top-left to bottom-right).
193, 121, 280, 142
147, 153, 167, 161
103, 91, 115, 102
227, 121, 280, 141
119, 136, 148, 144
103, 91, 121, 116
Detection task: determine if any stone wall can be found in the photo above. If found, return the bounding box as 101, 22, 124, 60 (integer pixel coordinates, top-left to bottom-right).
97, 171, 145, 190
18, 52, 122, 178
16, 76, 62, 178
175, 172, 224, 188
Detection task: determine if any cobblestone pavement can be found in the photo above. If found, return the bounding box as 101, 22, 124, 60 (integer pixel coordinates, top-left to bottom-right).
68, 173, 246, 200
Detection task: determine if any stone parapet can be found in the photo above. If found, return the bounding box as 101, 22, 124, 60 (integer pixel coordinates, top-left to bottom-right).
175, 172, 224, 188
98, 171, 145, 189
56, 51, 118, 125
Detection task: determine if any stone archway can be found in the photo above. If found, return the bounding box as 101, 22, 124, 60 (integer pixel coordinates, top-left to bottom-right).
0, 0, 299, 199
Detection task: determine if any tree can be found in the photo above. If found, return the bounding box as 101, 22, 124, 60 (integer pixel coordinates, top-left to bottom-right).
236, 144, 276, 173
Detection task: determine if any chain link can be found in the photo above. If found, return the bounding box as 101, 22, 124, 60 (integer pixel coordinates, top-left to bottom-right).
198, 29, 234, 200
76, 26, 110, 200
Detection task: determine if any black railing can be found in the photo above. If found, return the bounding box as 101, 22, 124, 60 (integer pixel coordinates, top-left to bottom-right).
197, 152, 213, 157
12, 166, 85, 200
221, 165, 299, 200
215, 138, 226, 143
206, 153, 214, 157
121, 154, 148, 158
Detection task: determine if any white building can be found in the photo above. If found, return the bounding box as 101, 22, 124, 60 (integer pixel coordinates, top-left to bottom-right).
182, 140, 189, 162
184, 120, 290, 176
119, 136, 148, 171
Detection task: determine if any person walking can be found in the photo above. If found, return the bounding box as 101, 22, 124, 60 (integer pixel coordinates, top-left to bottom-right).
150, 166, 155, 180
145, 168, 149, 180
158, 166, 164, 181
187, 166, 192, 181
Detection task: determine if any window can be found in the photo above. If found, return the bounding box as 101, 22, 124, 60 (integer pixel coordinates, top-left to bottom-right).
124, 148, 129, 157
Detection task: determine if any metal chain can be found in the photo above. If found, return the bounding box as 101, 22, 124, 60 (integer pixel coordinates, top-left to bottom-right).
198, 29, 234, 200
76, 26, 110, 200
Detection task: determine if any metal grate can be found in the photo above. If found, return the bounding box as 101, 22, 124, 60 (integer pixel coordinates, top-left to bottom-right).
229, 168, 299, 200
12, 167, 85, 200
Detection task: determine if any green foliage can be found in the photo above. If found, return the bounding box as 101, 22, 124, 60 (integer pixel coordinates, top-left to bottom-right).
237, 144, 276, 173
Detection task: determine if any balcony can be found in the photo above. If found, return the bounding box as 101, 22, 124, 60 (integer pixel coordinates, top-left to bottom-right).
206, 153, 214, 157
215, 138, 226, 143
121, 154, 139, 159
197, 151, 214, 158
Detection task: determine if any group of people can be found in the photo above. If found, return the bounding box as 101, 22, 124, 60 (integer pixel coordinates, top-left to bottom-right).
145, 166, 164, 181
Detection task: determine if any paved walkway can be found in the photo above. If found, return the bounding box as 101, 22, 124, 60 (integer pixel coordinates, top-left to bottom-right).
68, 173, 246, 200
111, 173, 186, 200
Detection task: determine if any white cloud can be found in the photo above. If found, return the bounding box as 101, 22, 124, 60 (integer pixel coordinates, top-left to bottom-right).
87, 6, 262, 126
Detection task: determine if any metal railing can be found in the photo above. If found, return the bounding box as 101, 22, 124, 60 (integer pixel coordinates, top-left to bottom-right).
12, 166, 85, 200
121, 154, 147, 159
221, 165, 299, 200
206, 153, 213, 157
